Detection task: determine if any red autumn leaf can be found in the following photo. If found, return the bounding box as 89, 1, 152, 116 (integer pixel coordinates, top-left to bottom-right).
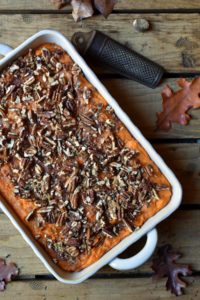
0, 258, 19, 291
94, 0, 117, 18
71, 0, 94, 22
156, 77, 200, 131
151, 244, 192, 296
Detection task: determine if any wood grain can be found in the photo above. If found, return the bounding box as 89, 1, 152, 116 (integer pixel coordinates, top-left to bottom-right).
153, 144, 200, 204
0, 2, 198, 299
0, 276, 198, 300
0, 0, 200, 11
101, 79, 200, 138
0, 14, 200, 73
0, 209, 199, 276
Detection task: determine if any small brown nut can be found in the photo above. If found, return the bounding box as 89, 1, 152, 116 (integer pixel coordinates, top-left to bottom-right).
133, 18, 150, 32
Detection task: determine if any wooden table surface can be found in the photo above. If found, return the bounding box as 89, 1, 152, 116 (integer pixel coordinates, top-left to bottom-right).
0, 1, 200, 299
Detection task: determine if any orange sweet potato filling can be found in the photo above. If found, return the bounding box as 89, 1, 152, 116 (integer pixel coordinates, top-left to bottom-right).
0, 44, 171, 272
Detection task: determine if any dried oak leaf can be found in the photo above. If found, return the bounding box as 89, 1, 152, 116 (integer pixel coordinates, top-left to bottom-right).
156, 77, 200, 131
151, 244, 192, 296
94, 0, 117, 18
53, 0, 117, 21
71, 0, 94, 22
0, 258, 19, 291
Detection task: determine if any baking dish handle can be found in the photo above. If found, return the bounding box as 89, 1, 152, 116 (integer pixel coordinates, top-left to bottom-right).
0, 43, 13, 56
109, 228, 158, 271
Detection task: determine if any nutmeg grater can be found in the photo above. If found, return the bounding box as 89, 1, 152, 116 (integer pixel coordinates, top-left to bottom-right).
71, 30, 165, 89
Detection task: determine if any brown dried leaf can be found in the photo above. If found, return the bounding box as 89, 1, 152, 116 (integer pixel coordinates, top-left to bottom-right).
53, 0, 117, 20
156, 78, 200, 131
151, 244, 192, 296
52, 0, 71, 9
0, 258, 19, 291
94, 0, 117, 17
71, 0, 94, 22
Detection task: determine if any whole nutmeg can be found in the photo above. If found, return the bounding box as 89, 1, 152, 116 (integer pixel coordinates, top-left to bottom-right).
133, 18, 150, 32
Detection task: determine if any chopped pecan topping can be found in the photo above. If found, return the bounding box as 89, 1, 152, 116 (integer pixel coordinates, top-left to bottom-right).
0, 44, 166, 264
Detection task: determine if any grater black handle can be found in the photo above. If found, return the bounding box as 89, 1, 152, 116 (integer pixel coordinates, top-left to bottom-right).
85, 30, 164, 88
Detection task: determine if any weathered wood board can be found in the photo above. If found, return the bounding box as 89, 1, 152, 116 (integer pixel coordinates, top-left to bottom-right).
0, 210, 198, 276
0, 276, 198, 300
0, 0, 200, 11
0, 14, 200, 73
101, 79, 200, 138
0, 2, 199, 299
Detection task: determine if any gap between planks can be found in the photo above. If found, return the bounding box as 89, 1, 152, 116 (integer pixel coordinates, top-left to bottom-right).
0, 276, 199, 300
1, 8, 200, 14
11, 271, 199, 281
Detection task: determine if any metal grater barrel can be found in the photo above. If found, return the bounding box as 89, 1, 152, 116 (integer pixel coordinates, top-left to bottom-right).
72, 30, 165, 89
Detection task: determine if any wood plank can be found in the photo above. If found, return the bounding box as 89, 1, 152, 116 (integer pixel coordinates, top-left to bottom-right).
0, 14, 200, 73
117, 0, 200, 10
0, 0, 200, 11
0, 277, 198, 300
101, 79, 200, 138
0, 210, 199, 276
154, 144, 200, 204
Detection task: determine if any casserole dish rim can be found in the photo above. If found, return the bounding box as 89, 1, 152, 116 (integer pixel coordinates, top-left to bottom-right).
0, 29, 182, 284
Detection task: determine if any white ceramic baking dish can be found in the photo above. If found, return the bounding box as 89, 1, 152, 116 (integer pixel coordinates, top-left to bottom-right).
0, 30, 182, 284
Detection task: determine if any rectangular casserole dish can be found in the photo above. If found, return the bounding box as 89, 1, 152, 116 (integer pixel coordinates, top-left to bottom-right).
0, 30, 182, 284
